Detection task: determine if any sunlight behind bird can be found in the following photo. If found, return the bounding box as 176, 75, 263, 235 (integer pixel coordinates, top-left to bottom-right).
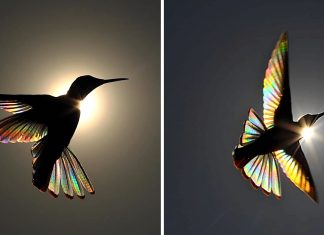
79, 93, 97, 123
302, 127, 314, 141
48, 78, 101, 128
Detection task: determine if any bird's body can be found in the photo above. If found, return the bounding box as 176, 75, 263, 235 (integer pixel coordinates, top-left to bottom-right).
232, 33, 323, 202
0, 75, 127, 198
235, 124, 301, 159
29, 95, 80, 192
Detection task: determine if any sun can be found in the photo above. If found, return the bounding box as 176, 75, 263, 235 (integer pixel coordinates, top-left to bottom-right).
79, 93, 97, 123
48, 78, 101, 128
302, 127, 314, 141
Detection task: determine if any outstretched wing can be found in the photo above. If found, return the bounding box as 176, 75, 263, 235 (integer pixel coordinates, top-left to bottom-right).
0, 100, 31, 114
0, 94, 49, 113
274, 143, 317, 202
234, 108, 266, 168
0, 113, 48, 143
0, 94, 52, 143
263, 32, 292, 129
240, 108, 267, 146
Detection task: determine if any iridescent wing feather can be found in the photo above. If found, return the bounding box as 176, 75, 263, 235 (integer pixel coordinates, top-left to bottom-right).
0, 114, 47, 143
234, 108, 266, 168
240, 108, 266, 146
48, 161, 61, 197
0, 94, 52, 143
275, 144, 317, 202
236, 108, 282, 197
65, 147, 95, 194
45, 147, 94, 199
0, 100, 32, 114
263, 32, 292, 128
243, 153, 281, 197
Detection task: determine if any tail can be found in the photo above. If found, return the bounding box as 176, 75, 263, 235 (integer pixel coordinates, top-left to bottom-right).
31, 139, 57, 192
232, 108, 282, 198
32, 156, 55, 192
31, 139, 95, 199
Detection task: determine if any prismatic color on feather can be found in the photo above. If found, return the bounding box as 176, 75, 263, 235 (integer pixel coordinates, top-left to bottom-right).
232, 33, 324, 202
0, 75, 127, 199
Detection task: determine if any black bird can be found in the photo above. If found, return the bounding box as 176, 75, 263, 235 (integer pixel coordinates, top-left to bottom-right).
233, 33, 323, 202
0, 75, 127, 198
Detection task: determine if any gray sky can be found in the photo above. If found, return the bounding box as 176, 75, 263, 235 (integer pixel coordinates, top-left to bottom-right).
0, 1, 160, 234
166, 0, 324, 234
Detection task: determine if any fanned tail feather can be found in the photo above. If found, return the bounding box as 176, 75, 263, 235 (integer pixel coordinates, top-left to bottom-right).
47, 147, 95, 199
243, 153, 281, 198
31, 139, 94, 199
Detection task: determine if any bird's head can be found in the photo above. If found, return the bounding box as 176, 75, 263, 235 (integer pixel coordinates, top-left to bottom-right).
298, 112, 324, 140
67, 75, 128, 100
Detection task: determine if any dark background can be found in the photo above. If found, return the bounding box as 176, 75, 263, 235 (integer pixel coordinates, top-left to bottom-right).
0, 1, 160, 234
166, 0, 324, 234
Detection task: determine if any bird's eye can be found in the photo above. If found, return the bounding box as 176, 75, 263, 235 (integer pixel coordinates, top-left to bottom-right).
301, 127, 314, 141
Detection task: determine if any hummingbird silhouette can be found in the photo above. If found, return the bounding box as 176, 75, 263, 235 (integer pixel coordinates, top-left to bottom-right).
0, 75, 127, 199
232, 33, 324, 202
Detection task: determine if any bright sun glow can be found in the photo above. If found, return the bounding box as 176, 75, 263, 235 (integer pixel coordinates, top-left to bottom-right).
302, 127, 314, 141
48, 78, 101, 128
79, 93, 97, 123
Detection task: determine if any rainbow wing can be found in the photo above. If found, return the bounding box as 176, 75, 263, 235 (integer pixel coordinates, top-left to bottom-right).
240, 108, 266, 146
0, 100, 32, 114
0, 95, 52, 143
275, 144, 317, 202
234, 108, 266, 168
263, 32, 292, 129
0, 114, 47, 143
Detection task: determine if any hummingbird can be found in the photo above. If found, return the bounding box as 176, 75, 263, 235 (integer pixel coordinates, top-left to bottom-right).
0, 75, 127, 199
232, 33, 323, 202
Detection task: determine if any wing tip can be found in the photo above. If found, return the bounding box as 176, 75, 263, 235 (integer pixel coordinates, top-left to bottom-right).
47, 189, 59, 198
262, 189, 271, 196
308, 188, 318, 203
239, 169, 260, 190
32, 180, 48, 193
238, 158, 283, 200
247, 107, 256, 118
48, 190, 90, 200
241, 169, 249, 179
275, 195, 282, 200
281, 32, 288, 40
64, 194, 74, 200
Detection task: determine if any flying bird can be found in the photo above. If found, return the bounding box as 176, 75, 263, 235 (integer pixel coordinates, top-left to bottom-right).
232, 33, 323, 202
0, 75, 127, 199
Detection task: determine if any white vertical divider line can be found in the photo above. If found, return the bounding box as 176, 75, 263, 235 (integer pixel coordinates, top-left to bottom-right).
161, 0, 164, 234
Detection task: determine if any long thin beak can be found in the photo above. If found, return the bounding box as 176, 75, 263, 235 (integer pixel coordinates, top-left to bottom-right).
103, 78, 128, 84
312, 112, 324, 125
